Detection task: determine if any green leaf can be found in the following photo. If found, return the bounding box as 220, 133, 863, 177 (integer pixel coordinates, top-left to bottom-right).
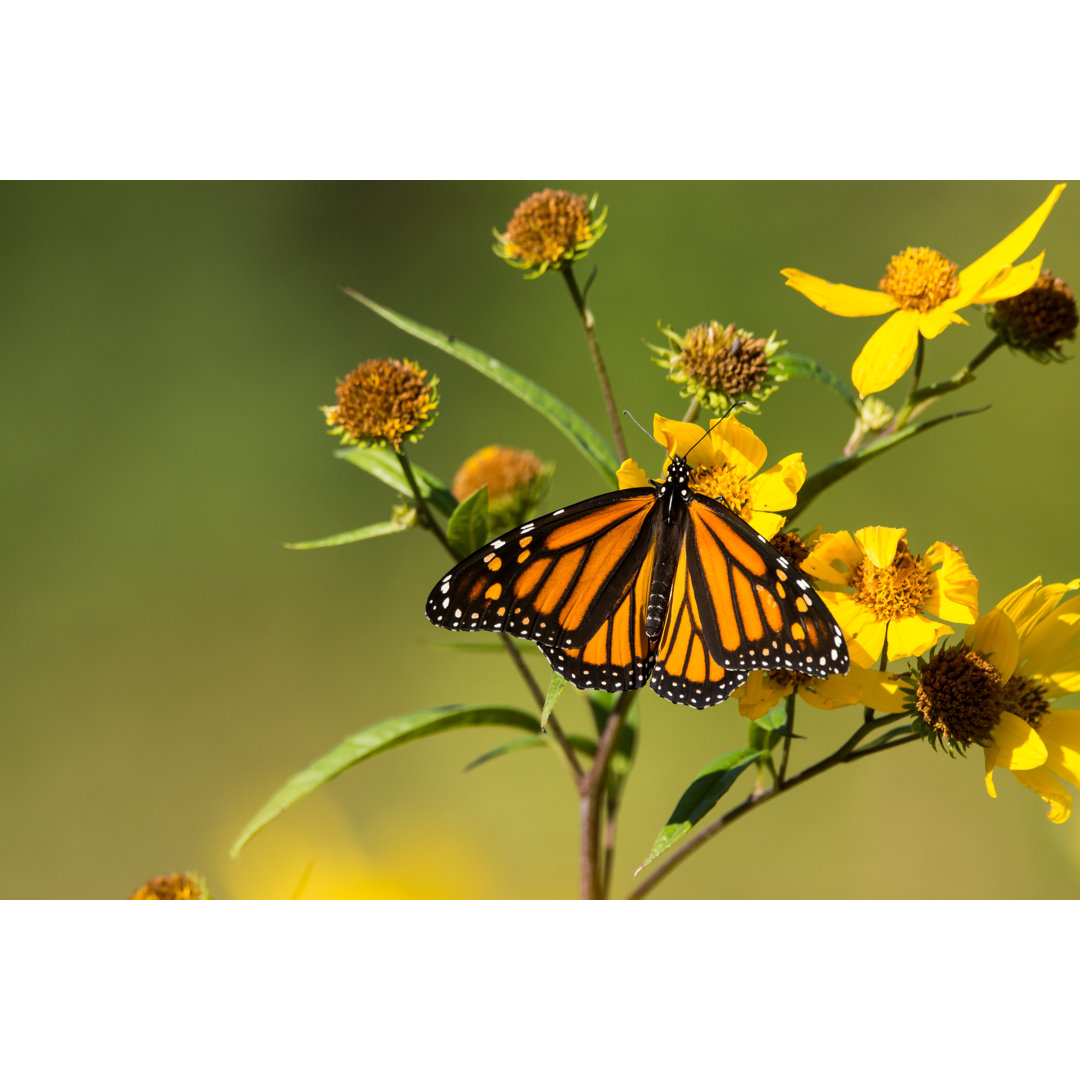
748, 703, 790, 752
541, 671, 568, 730
772, 351, 859, 410
446, 486, 489, 558
283, 520, 408, 550
637, 748, 763, 873
230, 705, 539, 858
859, 722, 917, 752
342, 288, 620, 485
790, 406, 988, 523
336, 445, 458, 518
464, 733, 598, 772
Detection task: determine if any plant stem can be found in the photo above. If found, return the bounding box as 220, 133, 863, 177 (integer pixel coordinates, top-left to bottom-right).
561, 263, 628, 462
777, 692, 797, 787
579, 690, 637, 899
397, 446, 583, 778
626, 715, 908, 899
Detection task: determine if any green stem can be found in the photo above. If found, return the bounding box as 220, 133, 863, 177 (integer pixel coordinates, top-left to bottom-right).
777, 691, 797, 787
681, 398, 702, 425
561, 263, 628, 462
626, 713, 910, 899
394, 446, 457, 560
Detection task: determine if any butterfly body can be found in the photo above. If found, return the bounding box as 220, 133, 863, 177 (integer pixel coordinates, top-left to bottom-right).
426, 453, 849, 708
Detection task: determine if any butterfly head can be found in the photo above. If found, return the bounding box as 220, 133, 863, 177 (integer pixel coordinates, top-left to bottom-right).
661, 454, 694, 504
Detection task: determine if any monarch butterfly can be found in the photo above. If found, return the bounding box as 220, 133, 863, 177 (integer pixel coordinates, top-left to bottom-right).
425, 438, 849, 708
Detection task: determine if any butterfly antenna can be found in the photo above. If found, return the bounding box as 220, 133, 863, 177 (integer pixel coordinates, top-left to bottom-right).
622, 410, 666, 451
682, 399, 749, 457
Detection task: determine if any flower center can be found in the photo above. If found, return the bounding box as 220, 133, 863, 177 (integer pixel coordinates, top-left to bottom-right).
850, 540, 933, 619
502, 189, 593, 269
914, 643, 1003, 748
1002, 673, 1051, 729
879, 247, 961, 313
678, 322, 770, 396
768, 530, 810, 568
325, 358, 437, 448
992, 269, 1079, 350
689, 464, 752, 521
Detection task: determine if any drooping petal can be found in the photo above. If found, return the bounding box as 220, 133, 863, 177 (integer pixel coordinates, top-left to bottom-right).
916, 304, 970, 339
996, 577, 1080, 640
1010, 765, 1072, 823
1039, 710, 1080, 788
1015, 595, 1080, 694
708, 414, 768, 477
886, 613, 952, 662
781, 268, 900, 317
989, 711, 1048, 770
852, 668, 909, 713
851, 309, 921, 397
802, 530, 863, 586
733, 669, 788, 720
984, 747, 999, 798
798, 671, 864, 711
653, 415, 713, 468
964, 608, 1019, 681
953, 184, 1065, 305
922, 541, 979, 624
746, 454, 805, 512
850, 618, 888, 668
853, 525, 905, 570
972, 253, 1045, 304
616, 457, 651, 490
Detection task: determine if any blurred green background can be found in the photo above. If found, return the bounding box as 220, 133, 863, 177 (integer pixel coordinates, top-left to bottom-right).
3, 181, 1078, 899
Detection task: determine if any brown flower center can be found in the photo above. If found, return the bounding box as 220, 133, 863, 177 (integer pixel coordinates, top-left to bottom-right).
992, 270, 1079, 349
879, 247, 961, 312
689, 464, 753, 522
502, 189, 593, 269
1002, 673, 1051, 729
768, 530, 810, 568
915, 644, 1003, 747
129, 872, 205, 900
850, 540, 933, 619
678, 322, 770, 396
325, 358, 436, 448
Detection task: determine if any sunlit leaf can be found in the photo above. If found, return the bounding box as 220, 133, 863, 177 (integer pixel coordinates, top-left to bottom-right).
446, 486, 489, 558
541, 672, 568, 731
637, 748, 763, 873
343, 288, 619, 485
230, 705, 539, 857
772, 351, 858, 410
336, 445, 457, 518
284, 520, 408, 550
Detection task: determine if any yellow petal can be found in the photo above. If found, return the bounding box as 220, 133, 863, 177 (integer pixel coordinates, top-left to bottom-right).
853, 525, 906, 570
850, 618, 888, 668
851, 310, 921, 397
996, 576, 1080, 639
799, 670, 868, 711
916, 304, 970, 340
990, 711, 1048, 770
1014, 594, 1080, 691
707, 414, 767, 477
616, 457, 651, 490
852, 667, 908, 712
984, 747, 999, 798
781, 268, 899, 317
653, 415, 712, 468
1039, 709, 1080, 788
964, 608, 1019, 682
1010, 765, 1072, 823
922, 541, 979, 624
746, 454, 805, 512
802, 530, 862, 586
885, 614, 952, 662
746, 509, 786, 542
954, 184, 1065, 304
972, 253, 1045, 304
734, 669, 787, 720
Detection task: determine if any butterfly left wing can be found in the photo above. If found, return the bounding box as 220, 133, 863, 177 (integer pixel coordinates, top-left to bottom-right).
683, 494, 849, 678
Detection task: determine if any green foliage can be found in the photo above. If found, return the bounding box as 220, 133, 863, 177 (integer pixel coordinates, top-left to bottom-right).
446, 486, 489, 558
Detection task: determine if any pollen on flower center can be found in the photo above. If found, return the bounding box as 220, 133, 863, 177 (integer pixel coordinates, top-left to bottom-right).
879, 247, 961, 312
678, 322, 770, 396
1002, 673, 1051, 729
689, 464, 752, 521
502, 190, 594, 269
322, 358, 437, 449
914, 643, 1003, 747
850, 540, 933, 619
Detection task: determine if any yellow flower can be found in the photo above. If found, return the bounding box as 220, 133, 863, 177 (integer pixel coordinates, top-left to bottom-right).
617, 413, 805, 540
978, 578, 1080, 821
451, 445, 552, 533
734, 666, 865, 720
493, 189, 607, 279
129, 872, 209, 899
801, 526, 978, 667
782, 184, 1065, 397
322, 358, 438, 449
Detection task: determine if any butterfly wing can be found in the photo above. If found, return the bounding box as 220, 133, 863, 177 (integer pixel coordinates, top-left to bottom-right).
682, 494, 849, 678
427, 488, 662, 695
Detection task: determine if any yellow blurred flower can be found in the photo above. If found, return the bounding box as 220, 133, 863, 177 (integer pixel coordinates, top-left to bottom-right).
617, 413, 805, 541
801, 526, 978, 667
129, 872, 208, 899
782, 184, 1065, 397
